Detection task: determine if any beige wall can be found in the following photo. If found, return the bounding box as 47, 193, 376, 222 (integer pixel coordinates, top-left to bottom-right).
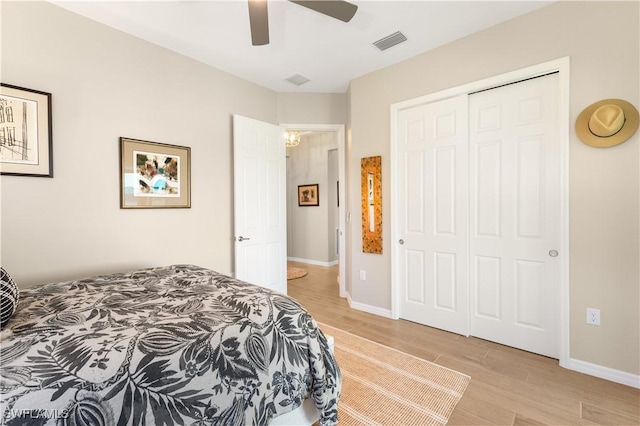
0, 1, 278, 286
277, 93, 347, 125
348, 1, 639, 375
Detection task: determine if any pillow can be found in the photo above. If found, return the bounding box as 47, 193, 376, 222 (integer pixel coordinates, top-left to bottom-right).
0, 267, 19, 329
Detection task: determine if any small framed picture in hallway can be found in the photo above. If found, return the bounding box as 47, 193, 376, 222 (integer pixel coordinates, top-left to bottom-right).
298, 183, 319, 206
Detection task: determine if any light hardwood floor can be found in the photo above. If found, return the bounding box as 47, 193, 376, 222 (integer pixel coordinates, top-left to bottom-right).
287, 262, 640, 426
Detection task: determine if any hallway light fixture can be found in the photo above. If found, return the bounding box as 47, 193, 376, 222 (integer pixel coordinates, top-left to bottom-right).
284, 130, 300, 147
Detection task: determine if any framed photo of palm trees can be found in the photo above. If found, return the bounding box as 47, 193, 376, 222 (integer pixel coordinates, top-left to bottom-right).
119, 137, 191, 209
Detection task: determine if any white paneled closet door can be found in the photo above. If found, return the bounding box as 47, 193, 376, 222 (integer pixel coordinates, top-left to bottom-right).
397, 95, 469, 336
469, 73, 561, 358
396, 73, 561, 358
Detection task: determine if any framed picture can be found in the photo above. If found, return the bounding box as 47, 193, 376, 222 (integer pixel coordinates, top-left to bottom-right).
0, 84, 53, 177
119, 137, 191, 209
298, 183, 319, 207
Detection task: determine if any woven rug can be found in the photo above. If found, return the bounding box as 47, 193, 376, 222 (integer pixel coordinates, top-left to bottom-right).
287, 266, 308, 280
318, 323, 470, 426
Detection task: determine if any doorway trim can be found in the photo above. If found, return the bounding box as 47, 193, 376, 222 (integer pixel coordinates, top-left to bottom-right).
280, 123, 347, 299
389, 57, 570, 367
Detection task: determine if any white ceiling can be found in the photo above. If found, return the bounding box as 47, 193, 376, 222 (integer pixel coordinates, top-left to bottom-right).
51, 0, 553, 93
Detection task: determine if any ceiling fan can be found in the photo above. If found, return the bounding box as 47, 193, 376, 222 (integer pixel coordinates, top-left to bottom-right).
248, 0, 358, 46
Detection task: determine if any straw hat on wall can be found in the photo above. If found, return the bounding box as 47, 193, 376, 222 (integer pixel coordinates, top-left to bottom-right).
575, 99, 639, 148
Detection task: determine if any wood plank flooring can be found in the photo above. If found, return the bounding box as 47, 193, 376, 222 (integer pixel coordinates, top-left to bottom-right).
287, 262, 640, 425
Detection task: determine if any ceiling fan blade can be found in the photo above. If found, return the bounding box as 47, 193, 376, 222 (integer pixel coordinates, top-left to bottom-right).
289, 0, 358, 23
248, 0, 269, 46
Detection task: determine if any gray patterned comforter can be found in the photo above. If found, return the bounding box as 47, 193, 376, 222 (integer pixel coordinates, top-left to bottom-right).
0, 265, 340, 425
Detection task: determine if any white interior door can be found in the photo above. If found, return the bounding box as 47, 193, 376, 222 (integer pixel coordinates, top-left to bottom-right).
396, 73, 561, 358
233, 115, 287, 294
397, 94, 469, 336
469, 73, 560, 358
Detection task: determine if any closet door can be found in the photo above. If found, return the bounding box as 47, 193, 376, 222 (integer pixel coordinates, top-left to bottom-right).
397, 95, 469, 336
468, 73, 561, 358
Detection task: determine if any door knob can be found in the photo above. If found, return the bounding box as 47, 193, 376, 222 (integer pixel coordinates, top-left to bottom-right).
549, 250, 558, 257
399, 239, 405, 245
237, 236, 250, 242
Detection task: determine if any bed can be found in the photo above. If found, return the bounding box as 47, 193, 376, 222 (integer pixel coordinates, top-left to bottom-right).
0, 264, 340, 425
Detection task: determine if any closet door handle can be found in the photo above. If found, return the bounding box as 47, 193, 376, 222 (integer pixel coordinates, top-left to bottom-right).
399, 239, 405, 245
237, 236, 251, 242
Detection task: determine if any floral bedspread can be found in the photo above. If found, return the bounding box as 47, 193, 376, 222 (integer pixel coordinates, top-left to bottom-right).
0, 265, 340, 425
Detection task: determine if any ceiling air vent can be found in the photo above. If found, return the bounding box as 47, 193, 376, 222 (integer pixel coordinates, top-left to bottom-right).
285, 74, 311, 86
373, 31, 407, 51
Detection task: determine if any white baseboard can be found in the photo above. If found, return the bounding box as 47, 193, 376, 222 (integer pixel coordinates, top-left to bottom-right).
287, 257, 338, 267
346, 293, 393, 319
565, 358, 640, 389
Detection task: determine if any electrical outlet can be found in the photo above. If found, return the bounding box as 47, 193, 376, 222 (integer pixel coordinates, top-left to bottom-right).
359, 270, 366, 280
586, 308, 601, 326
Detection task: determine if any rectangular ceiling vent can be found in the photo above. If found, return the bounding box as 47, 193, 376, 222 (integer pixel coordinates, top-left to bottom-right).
373, 31, 407, 51
285, 74, 311, 86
